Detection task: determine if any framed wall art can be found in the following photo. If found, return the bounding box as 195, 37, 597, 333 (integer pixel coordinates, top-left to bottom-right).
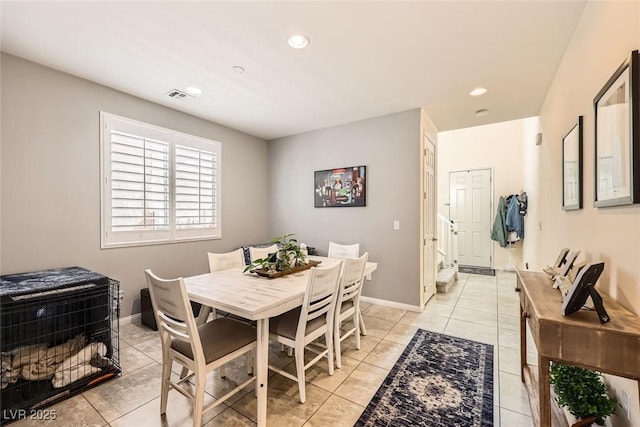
562, 116, 583, 210
594, 49, 640, 207
314, 165, 366, 207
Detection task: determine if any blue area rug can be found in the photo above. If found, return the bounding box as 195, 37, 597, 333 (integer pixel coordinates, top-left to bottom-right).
356, 329, 494, 426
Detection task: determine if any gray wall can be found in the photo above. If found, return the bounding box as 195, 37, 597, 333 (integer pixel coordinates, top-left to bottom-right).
268, 110, 422, 306
0, 54, 271, 317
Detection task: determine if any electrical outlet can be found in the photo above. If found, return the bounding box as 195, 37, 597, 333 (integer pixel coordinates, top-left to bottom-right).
393, 220, 400, 230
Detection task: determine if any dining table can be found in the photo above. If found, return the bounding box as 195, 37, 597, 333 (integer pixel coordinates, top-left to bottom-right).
183, 255, 378, 427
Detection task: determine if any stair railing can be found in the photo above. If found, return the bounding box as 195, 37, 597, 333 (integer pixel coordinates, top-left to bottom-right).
437, 213, 459, 273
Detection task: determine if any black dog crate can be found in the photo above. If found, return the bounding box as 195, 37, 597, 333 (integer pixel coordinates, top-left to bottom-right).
1, 267, 121, 424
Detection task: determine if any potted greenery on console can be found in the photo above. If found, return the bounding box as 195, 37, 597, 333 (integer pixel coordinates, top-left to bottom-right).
550, 362, 617, 426
244, 234, 312, 276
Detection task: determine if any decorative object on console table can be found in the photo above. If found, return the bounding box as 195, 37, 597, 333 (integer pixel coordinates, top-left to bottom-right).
594, 49, 639, 207
550, 362, 617, 426
0, 267, 121, 424
314, 165, 366, 207
245, 234, 319, 278
562, 116, 584, 210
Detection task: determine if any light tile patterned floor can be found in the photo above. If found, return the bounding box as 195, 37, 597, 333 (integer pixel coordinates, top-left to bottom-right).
11, 271, 535, 426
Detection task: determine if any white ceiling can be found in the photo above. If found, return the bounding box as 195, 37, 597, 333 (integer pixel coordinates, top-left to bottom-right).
0, 1, 586, 140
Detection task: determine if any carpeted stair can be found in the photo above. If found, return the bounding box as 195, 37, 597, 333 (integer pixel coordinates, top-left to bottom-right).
436, 258, 458, 293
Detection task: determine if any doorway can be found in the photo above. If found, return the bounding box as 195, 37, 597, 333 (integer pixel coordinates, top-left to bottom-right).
449, 169, 492, 268
422, 134, 437, 302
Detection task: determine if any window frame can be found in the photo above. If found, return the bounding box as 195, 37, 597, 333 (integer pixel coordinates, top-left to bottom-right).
100, 112, 222, 249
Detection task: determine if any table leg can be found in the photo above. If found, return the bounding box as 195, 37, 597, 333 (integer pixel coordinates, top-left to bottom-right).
520, 305, 527, 382
195, 306, 212, 326
538, 355, 551, 427
256, 318, 269, 427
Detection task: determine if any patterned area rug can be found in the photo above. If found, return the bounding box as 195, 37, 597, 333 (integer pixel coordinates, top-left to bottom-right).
356, 329, 494, 427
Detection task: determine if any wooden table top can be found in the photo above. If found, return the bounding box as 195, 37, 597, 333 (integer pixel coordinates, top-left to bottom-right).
184, 256, 378, 321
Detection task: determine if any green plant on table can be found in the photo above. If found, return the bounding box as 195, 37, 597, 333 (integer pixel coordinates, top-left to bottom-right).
550, 362, 617, 426
244, 233, 306, 273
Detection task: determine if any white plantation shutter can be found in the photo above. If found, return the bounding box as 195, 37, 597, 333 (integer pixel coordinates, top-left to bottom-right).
101, 113, 221, 248
175, 146, 216, 228
173, 133, 220, 240
110, 132, 170, 231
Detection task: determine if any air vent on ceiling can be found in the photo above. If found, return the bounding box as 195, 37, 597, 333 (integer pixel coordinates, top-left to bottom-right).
166, 89, 193, 100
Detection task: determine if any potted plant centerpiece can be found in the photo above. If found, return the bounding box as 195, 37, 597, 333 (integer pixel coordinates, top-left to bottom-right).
550, 362, 617, 426
244, 234, 313, 277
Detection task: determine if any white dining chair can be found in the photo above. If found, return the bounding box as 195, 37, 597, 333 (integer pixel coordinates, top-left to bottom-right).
334, 252, 369, 369
267, 261, 343, 403
327, 241, 368, 336
207, 248, 245, 272
144, 269, 256, 427
327, 241, 360, 259
249, 244, 278, 263
206, 247, 255, 377
203, 248, 248, 320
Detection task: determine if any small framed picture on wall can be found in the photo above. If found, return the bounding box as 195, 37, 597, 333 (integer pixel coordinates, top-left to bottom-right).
314, 165, 366, 207
562, 116, 583, 210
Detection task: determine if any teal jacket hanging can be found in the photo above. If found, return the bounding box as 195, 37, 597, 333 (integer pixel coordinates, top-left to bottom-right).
491, 196, 508, 248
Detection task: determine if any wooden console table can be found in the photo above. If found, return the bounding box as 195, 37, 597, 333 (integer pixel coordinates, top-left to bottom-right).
516, 270, 640, 426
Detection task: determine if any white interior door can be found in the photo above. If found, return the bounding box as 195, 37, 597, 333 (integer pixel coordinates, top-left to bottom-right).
423, 135, 437, 301
449, 169, 492, 268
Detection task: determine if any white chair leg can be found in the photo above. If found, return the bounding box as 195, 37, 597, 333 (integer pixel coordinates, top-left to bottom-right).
220, 364, 226, 378
326, 328, 334, 376
287, 346, 293, 357
354, 312, 361, 350
160, 358, 171, 414
193, 370, 206, 427
358, 310, 367, 336
295, 344, 306, 403
334, 320, 342, 369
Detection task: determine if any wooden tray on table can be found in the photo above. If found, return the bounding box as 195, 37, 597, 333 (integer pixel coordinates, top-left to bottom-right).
253, 260, 321, 278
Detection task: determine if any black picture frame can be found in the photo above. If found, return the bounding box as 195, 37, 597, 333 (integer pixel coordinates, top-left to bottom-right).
594, 50, 640, 207
314, 165, 366, 207
562, 116, 583, 210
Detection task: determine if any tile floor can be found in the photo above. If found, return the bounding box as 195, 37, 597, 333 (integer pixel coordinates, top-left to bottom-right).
12, 271, 536, 427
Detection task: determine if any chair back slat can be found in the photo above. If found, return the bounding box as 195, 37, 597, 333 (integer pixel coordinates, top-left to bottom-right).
297, 262, 343, 334
159, 315, 192, 343
337, 253, 369, 308
208, 248, 245, 272
306, 293, 334, 322
328, 242, 360, 259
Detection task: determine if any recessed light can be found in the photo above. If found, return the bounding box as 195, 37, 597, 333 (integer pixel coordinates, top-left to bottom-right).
288, 34, 310, 49
232, 65, 245, 74
470, 87, 487, 96
186, 86, 202, 95
475, 109, 489, 117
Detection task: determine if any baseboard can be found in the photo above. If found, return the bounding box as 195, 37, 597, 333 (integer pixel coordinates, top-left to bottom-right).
119, 313, 141, 325
360, 296, 421, 312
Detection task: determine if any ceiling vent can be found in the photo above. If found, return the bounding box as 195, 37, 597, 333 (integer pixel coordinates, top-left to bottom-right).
166, 89, 193, 100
